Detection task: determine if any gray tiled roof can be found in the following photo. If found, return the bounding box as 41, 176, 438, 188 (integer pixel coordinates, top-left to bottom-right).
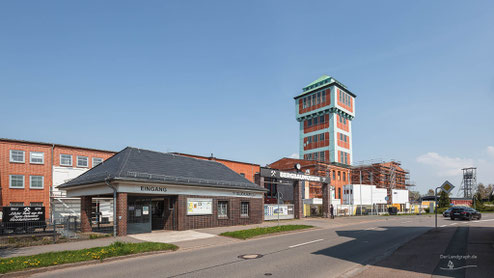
58, 147, 265, 192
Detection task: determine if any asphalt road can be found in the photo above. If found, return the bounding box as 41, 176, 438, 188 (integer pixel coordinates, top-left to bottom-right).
32, 214, 494, 278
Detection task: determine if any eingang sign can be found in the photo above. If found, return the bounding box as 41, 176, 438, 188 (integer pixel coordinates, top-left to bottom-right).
260, 167, 329, 183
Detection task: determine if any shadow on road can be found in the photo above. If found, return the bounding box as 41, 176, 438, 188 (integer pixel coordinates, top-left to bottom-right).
312, 225, 494, 277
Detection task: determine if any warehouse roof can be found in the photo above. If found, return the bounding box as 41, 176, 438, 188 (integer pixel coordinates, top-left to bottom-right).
59, 147, 266, 191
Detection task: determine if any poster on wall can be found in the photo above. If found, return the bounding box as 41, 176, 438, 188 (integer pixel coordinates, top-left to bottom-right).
187, 198, 212, 215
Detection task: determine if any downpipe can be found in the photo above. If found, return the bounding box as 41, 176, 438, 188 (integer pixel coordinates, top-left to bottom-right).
105, 178, 118, 237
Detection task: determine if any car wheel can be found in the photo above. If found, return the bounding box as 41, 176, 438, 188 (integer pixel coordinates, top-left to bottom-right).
478, 215, 481, 220
450, 217, 455, 220
468, 215, 472, 221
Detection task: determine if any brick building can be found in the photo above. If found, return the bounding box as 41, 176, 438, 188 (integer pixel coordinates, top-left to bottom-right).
295, 75, 356, 165
59, 147, 266, 236
350, 161, 410, 189
267, 157, 351, 204
172, 153, 260, 183
0, 138, 115, 220
350, 161, 411, 206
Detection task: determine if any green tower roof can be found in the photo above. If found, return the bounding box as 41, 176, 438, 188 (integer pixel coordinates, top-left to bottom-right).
295, 75, 354, 99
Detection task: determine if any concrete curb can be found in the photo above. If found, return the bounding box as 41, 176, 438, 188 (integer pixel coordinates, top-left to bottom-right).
0, 249, 176, 278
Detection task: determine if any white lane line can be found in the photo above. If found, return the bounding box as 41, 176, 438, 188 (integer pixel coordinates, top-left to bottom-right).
289, 239, 324, 248
365, 227, 376, 230
440, 225, 447, 227
401, 221, 412, 224
479, 219, 494, 222
450, 223, 458, 225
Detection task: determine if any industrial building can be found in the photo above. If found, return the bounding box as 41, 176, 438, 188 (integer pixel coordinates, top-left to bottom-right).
294, 75, 355, 165
0, 138, 115, 221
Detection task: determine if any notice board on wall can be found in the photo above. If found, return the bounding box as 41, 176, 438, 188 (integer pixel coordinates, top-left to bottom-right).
2, 207, 45, 222
187, 198, 212, 215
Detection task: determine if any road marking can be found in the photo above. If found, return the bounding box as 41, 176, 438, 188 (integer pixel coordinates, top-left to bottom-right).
289, 239, 324, 248
479, 219, 494, 222
450, 223, 458, 225
401, 221, 412, 223
365, 227, 376, 230
440, 225, 447, 227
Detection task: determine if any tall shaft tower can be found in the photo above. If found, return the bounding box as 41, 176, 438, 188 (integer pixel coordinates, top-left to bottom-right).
294, 75, 356, 165
461, 167, 477, 198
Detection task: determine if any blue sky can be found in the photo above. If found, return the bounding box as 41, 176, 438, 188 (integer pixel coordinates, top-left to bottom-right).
1, 1, 493, 194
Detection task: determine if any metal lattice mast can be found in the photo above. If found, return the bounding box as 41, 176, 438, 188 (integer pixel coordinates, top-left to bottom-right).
460, 167, 477, 198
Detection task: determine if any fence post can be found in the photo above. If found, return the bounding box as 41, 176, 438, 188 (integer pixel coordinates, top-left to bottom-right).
52, 220, 56, 244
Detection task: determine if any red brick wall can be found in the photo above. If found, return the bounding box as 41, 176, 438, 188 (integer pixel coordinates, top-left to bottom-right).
176, 154, 260, 183
336, 115, 350, 132
176, 195, 263, 230
298, 89, 331, 115
117, 193, 128, 236
0, 141, 53, 209
0, 139, 115, 214
337, 88, 354, 113
53, 146, 114, 168
304, 132, 330, 151
80, 196, 92, 232
304, 114, 330, 134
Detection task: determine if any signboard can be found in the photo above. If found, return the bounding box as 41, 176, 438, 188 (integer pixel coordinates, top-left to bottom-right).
2, 206, 45, 222
264, 204, 294, 220
440, 180, 455, 194
187, 198, 212, 215
260, 168, 329, 183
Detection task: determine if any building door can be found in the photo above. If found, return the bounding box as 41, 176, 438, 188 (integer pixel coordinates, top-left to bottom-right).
127, 197, 152, 234
151, 199, 165, 230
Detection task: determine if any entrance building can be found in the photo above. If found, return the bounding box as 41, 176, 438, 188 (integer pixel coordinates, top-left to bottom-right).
59, 147, 266, 236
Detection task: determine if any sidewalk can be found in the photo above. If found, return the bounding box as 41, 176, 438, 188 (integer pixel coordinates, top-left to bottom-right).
0, 215, 404, 259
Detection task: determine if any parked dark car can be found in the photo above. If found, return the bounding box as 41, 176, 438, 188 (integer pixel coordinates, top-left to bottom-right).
443, 207, 454, 217
450, 207, 481, 220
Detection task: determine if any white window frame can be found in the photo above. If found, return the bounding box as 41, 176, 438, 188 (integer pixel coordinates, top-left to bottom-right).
30, 175, 44, 189
241, 202, 249, 217
60, 154, 73, 166
77, 156, 89, 168
92, 157, 103, 167
9, 150, 25, 163
9, 175, 25, 189
218, 201, 228, 218
10, 202, 24, 207
30, 152, 45, 164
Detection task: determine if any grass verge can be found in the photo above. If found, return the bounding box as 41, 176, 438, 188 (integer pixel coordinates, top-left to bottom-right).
0, 241, 178, 274
220, 225, 313, 240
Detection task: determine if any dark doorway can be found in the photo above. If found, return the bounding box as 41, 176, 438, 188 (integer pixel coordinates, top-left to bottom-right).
151, 199, 165, 230
127, 197, 152, 234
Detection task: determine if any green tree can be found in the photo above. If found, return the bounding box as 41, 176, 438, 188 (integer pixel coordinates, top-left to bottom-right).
473, 192, 483, 210
426, 189, 435, 196
438, 191, 451, 208
409, 191, 421, 202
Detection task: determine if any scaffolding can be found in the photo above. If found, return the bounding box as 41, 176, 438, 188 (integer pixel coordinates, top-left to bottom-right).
460, 167, 477, 198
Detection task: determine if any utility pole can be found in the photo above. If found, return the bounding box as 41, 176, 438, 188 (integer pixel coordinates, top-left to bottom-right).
359, 170, 363, 216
